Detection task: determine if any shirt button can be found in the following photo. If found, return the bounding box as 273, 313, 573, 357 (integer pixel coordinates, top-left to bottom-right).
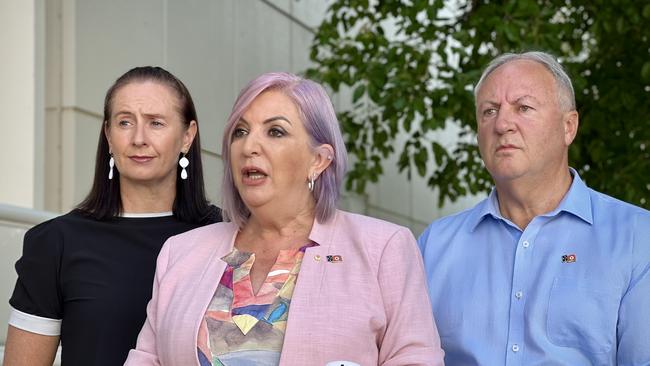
512, 344, 520, 352
515, 291, 523, 299
314, 255, 321, 262
522, 240, 530, 248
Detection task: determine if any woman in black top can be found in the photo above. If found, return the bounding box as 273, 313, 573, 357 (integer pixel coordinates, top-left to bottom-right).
3, 67, 221, 366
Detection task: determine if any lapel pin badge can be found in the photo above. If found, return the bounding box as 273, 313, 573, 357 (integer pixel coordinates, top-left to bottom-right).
326, 255, 343, 263
561, 253, 576, 263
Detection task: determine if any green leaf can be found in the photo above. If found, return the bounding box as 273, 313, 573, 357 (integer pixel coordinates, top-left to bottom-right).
642, 62, 650, 81
616, 17, 626, 33
352, 84, 366, 103
393, 97, 406, 110
643, 4, 650, 18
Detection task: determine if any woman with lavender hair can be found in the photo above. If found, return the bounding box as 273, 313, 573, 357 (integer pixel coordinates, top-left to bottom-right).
125, 72, 444, 366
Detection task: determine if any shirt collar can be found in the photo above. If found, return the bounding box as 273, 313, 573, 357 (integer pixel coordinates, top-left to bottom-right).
552, 168, 593, 225
468, 167, 593, 232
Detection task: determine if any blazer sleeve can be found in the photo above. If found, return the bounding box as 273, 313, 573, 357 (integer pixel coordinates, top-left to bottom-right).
377, 227, 445, 366
124, 238, 172, 366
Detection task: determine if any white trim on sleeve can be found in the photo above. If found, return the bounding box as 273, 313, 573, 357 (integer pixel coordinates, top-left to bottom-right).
8, 307, 61, 336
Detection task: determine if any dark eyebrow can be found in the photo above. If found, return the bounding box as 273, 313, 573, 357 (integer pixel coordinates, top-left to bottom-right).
239, 116, 292, 125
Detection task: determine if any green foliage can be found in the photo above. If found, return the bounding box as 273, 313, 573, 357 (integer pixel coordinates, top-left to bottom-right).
307, 0, 650, 209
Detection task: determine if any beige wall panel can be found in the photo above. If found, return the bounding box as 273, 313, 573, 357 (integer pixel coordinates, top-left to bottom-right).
338, 193, 367, 215
45, 0, 62, 109
166, 0, 235, 156
291, 0, 329, 29
233, 1, 291, 89
33, 0, 46, 210
44, 108, 63, 212
201, 152, 224, 207
266, 0, 291, 13
411, 222, 428, 238
74, 0, 165, 114
438, 192, 485, 218
366, 206, 412, 229
60, 110, 102, 211
0, 223, 30, 344
0, 0, 45, 210
290, 22, 313, 73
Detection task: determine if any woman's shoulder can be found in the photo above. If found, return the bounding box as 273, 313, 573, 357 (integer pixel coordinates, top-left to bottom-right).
319, 210, 416, 259
323, 211, 419, 272
24, 210, 85, 237
21, 210, 93, 254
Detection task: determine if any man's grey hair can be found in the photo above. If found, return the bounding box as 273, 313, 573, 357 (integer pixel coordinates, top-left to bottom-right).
473, 51, 576, 111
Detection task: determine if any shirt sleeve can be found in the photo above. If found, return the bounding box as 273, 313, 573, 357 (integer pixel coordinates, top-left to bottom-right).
8, 219, 64, 335
616, 210, 650, 365
376, 227, 445, 366
8, 307, 61, 336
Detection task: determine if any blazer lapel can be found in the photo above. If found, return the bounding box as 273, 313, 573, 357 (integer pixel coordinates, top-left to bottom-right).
185, 223, 239, 354
280, 211, 340, 364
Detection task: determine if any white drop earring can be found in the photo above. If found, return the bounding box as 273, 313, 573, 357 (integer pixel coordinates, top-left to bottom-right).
179, 154, 189, 180
108, 153, 115, 180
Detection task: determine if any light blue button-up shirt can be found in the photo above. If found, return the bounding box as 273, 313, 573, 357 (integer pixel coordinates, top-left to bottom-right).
418, 171, 650, 365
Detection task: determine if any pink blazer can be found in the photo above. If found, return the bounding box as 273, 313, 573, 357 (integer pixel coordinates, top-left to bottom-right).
125, 210, 445, 365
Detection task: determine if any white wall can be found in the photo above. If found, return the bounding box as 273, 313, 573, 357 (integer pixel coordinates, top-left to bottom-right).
0, 0, 45, 210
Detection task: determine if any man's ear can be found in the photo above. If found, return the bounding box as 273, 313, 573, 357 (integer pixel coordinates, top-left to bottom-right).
563, 110, 579, 146
311, 144, 335, 178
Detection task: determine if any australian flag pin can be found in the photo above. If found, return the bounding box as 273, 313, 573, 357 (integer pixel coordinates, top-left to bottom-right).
562, 253, 576, 263
327, 255, 343, 263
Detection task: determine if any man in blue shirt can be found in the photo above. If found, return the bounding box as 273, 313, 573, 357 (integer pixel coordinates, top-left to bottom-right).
418, 51, 650, 365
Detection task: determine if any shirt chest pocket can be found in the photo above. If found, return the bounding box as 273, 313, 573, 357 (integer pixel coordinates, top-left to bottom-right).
546, 277, 620, 355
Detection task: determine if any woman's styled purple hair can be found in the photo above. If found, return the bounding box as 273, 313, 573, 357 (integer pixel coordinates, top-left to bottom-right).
221, 72, 348, 228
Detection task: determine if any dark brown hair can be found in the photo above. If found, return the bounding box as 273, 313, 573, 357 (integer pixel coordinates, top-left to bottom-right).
76, 66, 219, 223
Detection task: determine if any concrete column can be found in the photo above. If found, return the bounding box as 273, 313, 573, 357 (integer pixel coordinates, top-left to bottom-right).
0, 0, 45, 210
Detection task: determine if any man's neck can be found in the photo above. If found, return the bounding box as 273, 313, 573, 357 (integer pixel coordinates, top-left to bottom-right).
494, 168, 573, 230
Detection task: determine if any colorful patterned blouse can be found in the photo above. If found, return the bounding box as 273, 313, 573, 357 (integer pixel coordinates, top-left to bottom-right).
197, 243, 316, 366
